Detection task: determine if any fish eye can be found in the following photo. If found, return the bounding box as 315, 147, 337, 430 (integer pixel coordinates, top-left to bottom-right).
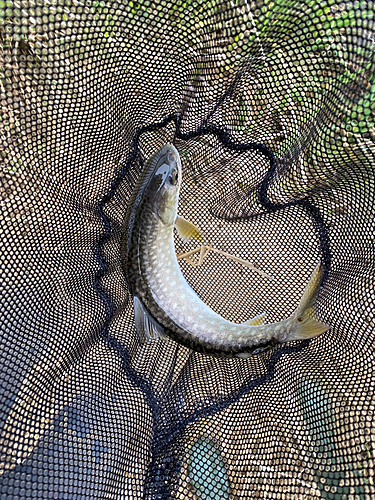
169, 168, 179, 185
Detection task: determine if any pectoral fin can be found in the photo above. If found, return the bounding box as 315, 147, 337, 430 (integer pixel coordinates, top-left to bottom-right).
175, 215, 206, 244
241, 312, 266, 326
133, 296, 169, 343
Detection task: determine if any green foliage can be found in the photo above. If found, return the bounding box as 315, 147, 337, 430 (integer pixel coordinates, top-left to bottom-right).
187, 436, 231, 500
298, 377, 336, 454
251, 0, 374, 136
298, 376, 369, 499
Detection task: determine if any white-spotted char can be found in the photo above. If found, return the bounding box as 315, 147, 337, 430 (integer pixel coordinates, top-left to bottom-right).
121, 144, 329, 357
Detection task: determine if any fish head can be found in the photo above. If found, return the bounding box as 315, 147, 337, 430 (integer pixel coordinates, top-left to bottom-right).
147, 144, 182, 226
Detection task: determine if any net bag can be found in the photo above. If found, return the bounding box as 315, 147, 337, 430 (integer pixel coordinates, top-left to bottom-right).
0, 0, 374, 498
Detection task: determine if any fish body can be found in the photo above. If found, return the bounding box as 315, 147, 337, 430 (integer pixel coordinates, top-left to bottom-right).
121, 144, 329, 357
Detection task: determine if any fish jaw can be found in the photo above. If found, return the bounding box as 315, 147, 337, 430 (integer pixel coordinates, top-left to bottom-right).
147, 146, 182, 227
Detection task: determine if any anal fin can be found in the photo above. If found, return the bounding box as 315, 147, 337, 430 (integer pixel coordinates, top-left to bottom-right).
241, 312, 266, 326
133, 296, 169, 343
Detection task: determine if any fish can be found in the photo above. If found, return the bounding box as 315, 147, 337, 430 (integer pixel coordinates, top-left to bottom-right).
121, 144, 329, 358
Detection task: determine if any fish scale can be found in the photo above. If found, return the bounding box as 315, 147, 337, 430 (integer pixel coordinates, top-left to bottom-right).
129, 200, 276, 351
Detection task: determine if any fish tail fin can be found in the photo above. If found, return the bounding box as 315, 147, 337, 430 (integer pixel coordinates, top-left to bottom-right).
286, 262, 330, 341
287, 307, 330, 341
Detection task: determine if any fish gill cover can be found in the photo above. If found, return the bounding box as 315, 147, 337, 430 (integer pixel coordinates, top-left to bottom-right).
0, 0, 374, 498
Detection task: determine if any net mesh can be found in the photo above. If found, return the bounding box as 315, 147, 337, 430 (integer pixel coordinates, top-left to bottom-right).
1, 0, 374, 498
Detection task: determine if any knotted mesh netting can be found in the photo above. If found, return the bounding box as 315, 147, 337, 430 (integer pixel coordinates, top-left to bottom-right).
1, 0, 374, 498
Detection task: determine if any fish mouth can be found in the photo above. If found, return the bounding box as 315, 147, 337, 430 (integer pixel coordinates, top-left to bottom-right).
166, 149, 177, 163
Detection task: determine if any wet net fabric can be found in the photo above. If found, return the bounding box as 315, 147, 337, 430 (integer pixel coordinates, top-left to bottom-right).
0, 0, 374, 498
